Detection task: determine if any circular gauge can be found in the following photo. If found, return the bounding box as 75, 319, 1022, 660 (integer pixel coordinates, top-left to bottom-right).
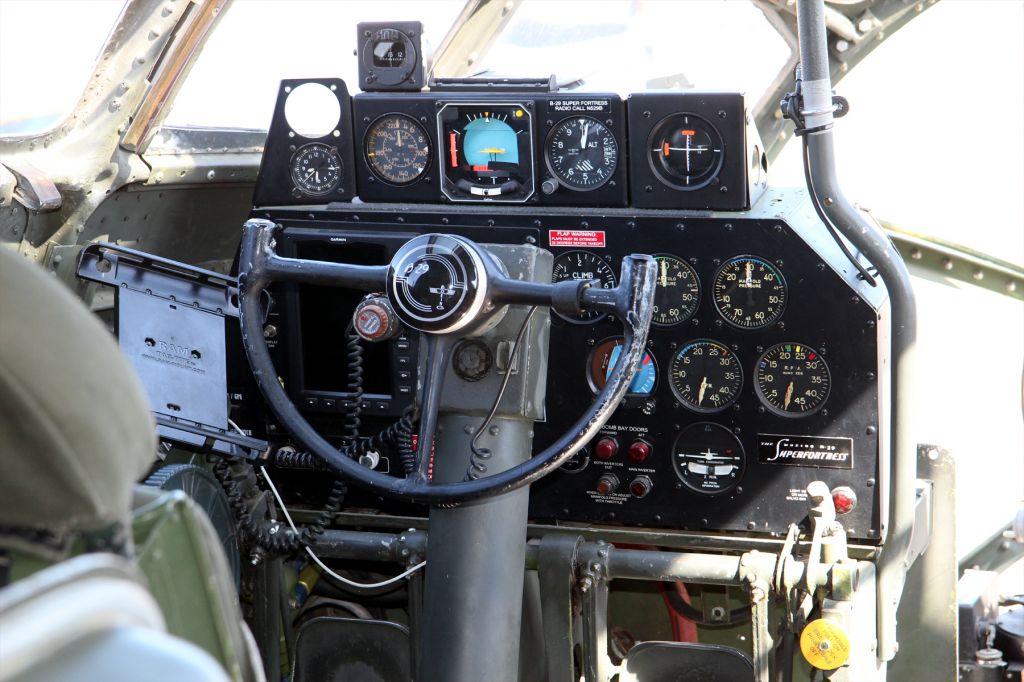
669, 340, 743, 413
712, 256, 787, 329
652, 255, 700, 326
437, 103, 534, 201
290, 143, 342, 196
545, 116, 618, 190
365, 114, 431, 185
671, 422, 745, 495
648, 113, 724, 190
588, 337, 657, 396
755, 343, 831, 416
551, 251, 616, 323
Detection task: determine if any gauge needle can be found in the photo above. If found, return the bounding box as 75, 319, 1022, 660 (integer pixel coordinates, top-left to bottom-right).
784, 381, 794, 410
745, 261, 753, 285
303, 168, 316, 180
660, 259, 668, 287
396, 129, 402, 146
698, 376, 710, 405
581, 122, 589, 148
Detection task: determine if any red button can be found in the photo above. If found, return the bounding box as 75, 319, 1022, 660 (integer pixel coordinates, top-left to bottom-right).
629, 476, 653, 498
596, 474, 619, 495
831, 486, 857, 514
594, 437, 619, 460
628, 440, 651, 462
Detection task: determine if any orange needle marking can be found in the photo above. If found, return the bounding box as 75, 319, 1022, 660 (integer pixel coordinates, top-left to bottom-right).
663, 142, 670, 157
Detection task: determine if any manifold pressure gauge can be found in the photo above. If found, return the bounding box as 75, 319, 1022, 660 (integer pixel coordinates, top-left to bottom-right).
365, 114, 431, 185
652, 254, 699, 326
290, 143, 342, 196
545, 116, 618, 190
712, 255, 787, 329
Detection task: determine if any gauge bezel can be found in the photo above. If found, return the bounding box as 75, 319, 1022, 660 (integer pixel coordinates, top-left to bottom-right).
586, 336, 658, 397
671, 421, 746, 496
289, 142, 343, 196
712, 254, 788, 330
754, 342, 832, 417
363, 113, 432, 186
544, 115, 618, 192
436, 102, 536, 203
668, 339, 743, 414
651, 253, 700, 327
646, 112, 725, 192
550, 250, 618, 324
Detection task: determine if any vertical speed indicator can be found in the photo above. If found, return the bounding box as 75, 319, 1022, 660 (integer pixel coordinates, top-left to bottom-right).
712, 255, 787, 329
551, 250, 616, 323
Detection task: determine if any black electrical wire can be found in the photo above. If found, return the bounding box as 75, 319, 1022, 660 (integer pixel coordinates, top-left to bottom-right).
801, 135, 878, 287
464, 307, 538, 481
659, 582, 753, 627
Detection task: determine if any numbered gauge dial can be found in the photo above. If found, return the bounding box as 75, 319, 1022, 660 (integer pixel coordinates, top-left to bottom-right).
713, 256, 787, 329
648, 113, 724, 190
290, 143, 342, 196
672, 422, 745, 495
652, 255, 700, 326
365, 114, 431, 185
588, 337, 657, 396
545, 116, 618, 190
755, 343, 831, 416
669, 340, 742, 413
551, 250, 616, 323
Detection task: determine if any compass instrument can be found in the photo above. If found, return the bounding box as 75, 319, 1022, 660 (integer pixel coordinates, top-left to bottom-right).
290, 143, 342, 196
712, 255, 787, 329
364, 114, 431, 185
671, 422, 745, 495
438, 103, 535, 202
669, 339, 742, 413
755, 342, 831, 416
651, 254, 700, 326
551, 250, 616, 322
544, 115, 618, 191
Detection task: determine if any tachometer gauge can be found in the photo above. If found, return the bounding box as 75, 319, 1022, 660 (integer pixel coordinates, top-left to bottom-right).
290, 143, 342, 196
648, 113, 724, 190
669, 340, 742, 413
438, 103, 534, 202
755, 343, 831, 416
551, 251, 616, 323
671, 422, 745, 495
652, 255, 699, 326
545, 116, 618, 190
588, 337, 657, 396
712, 255, 787, 329
365, 114, 431, 185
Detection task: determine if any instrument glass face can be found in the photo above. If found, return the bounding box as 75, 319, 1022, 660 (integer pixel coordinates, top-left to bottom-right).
365, 114, 431, 185
652, 254, 700, 326
290, 143, 342, 195
712, 255, 787, 329
588, 337, 657, 396
648, 113, 724, 190
438, 103, 534, 201
551, 250, 616, 323
671, 422, 745, 495
545, 115, 618, 190
669, 339, 743, 413
755, 343, 832, 416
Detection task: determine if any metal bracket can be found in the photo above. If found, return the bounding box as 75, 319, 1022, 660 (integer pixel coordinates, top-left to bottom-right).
0, 161, 61, 212
537, 534, 583, 682
579, 542, 613, 682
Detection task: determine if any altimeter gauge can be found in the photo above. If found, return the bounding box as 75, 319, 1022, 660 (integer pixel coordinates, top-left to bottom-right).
544, 116, 618, 190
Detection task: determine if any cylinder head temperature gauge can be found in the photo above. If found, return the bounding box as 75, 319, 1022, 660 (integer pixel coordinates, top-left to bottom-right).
713, 255, 787, 329
755, 343, 831, 416
671, 422, 745, 495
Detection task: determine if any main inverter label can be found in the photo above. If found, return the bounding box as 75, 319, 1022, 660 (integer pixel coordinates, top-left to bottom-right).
757, 434, 854, 469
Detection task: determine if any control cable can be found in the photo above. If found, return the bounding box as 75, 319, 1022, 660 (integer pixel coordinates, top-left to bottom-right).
464, 306, 538, 481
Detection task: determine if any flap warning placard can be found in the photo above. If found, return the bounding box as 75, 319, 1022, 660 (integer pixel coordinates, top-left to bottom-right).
549, 230, 606, 248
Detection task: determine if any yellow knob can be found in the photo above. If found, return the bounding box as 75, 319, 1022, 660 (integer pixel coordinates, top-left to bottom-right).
799, 618, 851, 671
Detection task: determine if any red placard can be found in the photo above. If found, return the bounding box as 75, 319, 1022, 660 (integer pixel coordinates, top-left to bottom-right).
548, 230, 606, 248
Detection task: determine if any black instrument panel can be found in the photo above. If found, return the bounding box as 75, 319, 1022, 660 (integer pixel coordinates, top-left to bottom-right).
256, 80, 765, 211
252, 203, 886, 542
